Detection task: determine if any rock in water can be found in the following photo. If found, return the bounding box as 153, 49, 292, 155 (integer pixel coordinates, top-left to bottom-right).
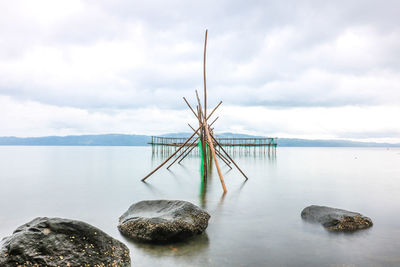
0, 217, 131, 266
301, 205, 373, 231
118, 200, 210, 242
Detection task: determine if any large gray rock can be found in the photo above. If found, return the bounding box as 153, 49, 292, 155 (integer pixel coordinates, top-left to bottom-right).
118, 200, 210, 242
301, 205, 373, 231
0, 217, 131, 266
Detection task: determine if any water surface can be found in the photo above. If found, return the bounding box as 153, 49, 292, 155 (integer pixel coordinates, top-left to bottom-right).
0, 146, 399, 266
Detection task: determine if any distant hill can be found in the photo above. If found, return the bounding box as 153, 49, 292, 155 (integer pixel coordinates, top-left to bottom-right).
277, 138, 400, 147
0, 133, 399, 147
0, 134, 150, 146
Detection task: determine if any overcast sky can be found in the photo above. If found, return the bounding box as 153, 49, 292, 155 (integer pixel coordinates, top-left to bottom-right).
1, 0, 399, 142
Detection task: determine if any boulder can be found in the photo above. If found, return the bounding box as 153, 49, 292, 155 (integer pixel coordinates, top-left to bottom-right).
301, 205, 373, 231
118, 200, 210, 242
0, 217, 131, 266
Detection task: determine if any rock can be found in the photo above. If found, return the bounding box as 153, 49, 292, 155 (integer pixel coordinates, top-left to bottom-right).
0, 217, 131, 266
118, 200, 210, 242
301, 205, 373, 232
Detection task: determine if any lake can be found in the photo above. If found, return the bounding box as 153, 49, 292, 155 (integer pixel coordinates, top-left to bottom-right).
1, 146, 400, 266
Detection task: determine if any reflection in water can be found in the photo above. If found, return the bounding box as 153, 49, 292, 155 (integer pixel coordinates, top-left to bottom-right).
268, 148, 277, 162
148, 147, 240, 211
2, 147, 400, 266
218, 191, 226, 206
142, 181, 164, 195
232, 180, 247, 196
122, 233, 210, 258
199, 173, 207, 209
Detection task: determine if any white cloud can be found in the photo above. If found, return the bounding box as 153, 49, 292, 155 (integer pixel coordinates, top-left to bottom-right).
0, 0, 400, 141
1, 96, 399, 143
217, 105, 400, 143
0, 95, 194, 136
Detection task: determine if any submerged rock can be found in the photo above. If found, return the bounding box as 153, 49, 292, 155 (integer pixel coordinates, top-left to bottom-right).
118, 200, 210, 242
0, 217, 131, 266
301, 205, 373, 232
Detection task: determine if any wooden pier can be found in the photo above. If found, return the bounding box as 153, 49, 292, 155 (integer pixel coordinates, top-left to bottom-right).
150, 136, 277, 147
149, 136, 277, 156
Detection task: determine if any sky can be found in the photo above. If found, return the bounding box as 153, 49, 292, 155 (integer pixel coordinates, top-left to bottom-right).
0, 0, 399, 142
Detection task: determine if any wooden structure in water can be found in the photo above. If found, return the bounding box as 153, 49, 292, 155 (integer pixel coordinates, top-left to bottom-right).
149, 136, 277, 156
150, 136, 277, 147
141, 30, 276, 192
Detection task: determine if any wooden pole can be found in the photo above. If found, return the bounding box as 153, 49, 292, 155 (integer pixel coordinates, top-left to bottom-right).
198, 106, 207, 179
187, 115, 218, 141
178, 140, 199, 163
209, 116, 219, 127
207, 101, 222, 120
203, 29, 208, 120
167, 136, 199, 169
141, 126, 201, 181
211, 142, 232, 168
214, 146, 231, 164
185, 117, 218, 164
204, 123, 227, 192
202, 30, 209, 180
195, 89, 208, 174
183, 97, 199, 119
210, 133, 248, 180
195, 90, 203, 116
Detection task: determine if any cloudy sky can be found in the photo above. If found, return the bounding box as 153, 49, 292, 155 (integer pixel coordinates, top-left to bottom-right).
1, 0, 399, 142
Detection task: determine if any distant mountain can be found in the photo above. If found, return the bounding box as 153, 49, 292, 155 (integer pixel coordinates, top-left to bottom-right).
0, 134, 150, 146
160, 132, 192, 138
215, 132, 264, 138
277, 138, 400, 147
0, 133, 399, 147
161, 132, 262, 138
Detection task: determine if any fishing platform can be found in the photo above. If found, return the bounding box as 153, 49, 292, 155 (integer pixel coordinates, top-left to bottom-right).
141, 29, 277, 193
149, 136, 277, 156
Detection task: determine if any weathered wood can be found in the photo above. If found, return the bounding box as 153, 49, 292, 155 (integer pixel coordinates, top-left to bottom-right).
141, 126, 201, 181
183, 97, 199, 119
204, 122, 227, 192
198, 106, 207, 178
149, 135, 276, 148
214, 146, 231, 164
203, 29, 208, 120
167, 136, 199, 169
178, 140, 199, 163
207, 101, 222, 120
210, 116, 219, 127
142, 30, 251, 193
211, 142, 232, 168
195, 90, 204, 119
202, 30, 209, 179
188, 116, 218, 133
210, 132, 248, 180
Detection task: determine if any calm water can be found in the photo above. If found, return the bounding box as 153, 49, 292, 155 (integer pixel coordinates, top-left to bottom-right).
1, 146, 400, 266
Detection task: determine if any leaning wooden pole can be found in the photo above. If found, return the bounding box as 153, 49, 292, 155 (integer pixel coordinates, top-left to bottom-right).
183, 97, 198, 119
178, 140, 198, 163
179, 116, 219, 165
204, 123, 227, 192
203, 29, 208, 121
167, 136, 199, 169
207, 101, 222, 120
141, 126, 201, 181
214, 147, 231, 164
202, 30, 209, 179
210, 133, 248, 180
209, 141, 232, 168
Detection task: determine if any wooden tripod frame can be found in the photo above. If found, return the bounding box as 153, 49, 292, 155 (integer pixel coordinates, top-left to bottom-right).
141, 30, 248, 192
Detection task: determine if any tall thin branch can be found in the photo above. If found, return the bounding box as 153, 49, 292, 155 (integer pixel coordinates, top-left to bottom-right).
203, 29, 208, 121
